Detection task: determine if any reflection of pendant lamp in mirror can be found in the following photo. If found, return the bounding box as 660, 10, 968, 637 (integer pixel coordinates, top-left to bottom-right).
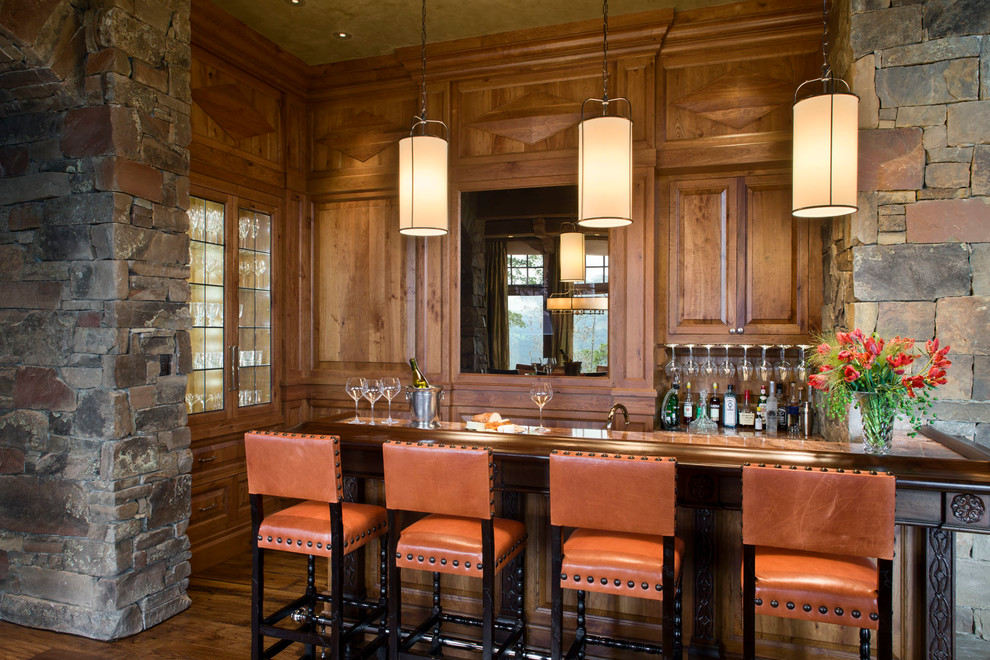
559, 223, 586, 282
578, 0, 632, 229
398, 0, 448, 236
792, 0, 858, 218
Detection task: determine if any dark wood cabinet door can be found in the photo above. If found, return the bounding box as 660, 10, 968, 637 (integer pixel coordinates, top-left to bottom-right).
667, 177, 738, 337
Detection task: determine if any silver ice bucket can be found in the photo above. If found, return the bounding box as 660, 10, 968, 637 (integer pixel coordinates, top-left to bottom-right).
405, 385, 444, 429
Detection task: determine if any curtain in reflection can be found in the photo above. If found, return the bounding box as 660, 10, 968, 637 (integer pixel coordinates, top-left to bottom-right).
485, 239, 509, 371
548, 247, 573, 362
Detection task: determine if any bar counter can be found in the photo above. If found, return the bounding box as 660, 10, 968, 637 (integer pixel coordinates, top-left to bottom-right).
293, 414, 990, 659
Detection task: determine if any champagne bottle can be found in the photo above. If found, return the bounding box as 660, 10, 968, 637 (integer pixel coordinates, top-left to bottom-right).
559, 347, 571, 363
409, 358, 430, 388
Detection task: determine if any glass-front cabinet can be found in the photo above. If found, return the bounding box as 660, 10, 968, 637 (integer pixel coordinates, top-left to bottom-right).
187, 191, 275, 418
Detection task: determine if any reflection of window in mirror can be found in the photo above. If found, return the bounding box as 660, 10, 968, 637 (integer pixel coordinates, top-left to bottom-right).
460, 186, 608, 376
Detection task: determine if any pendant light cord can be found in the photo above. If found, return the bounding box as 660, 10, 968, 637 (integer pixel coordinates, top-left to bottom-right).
601, 0, 610, 103
419, 0, 428, 120
820, 0, 831, 82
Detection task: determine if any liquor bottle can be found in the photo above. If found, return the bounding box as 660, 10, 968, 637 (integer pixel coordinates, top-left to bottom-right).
659, 383, 680, 430
409, 357, 430, 388
723, 384, 738, 428
756, 385, 767, 427
800, 384, 816, 437
708, 383, 721, 426
776, 382, 788, 430
787, 382, 800, 436
682, 382, 694, 426
738, 390, 755, 428
765, 382, 779, 434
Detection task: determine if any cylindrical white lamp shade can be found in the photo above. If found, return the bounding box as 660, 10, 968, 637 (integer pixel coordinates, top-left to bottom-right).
792, 92, 859, 218
572, 295, 608, 311
399, 134, 449, 236
559, 231, 586, 282
578, 115, 633, 228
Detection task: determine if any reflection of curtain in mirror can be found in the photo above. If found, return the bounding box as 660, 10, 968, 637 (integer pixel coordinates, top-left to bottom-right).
485, 239, 509, 371
548, 248, 573, 362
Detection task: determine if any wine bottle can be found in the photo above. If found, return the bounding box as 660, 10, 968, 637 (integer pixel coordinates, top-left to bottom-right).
409, 357, 430, 388
708, 382, 721, 425
682, 382, 694, 426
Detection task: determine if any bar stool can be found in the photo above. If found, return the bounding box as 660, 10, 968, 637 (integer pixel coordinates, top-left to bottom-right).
549, 450, 683, 660
382, 441, 527, 659
741, 464, 895, 660
245, 431, 388, 660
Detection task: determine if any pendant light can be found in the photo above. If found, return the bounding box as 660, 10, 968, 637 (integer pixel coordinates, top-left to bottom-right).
792, 0, 858, 218
578, 0, 632, 229
398, 0, 448, 236
559, 222, 586, 282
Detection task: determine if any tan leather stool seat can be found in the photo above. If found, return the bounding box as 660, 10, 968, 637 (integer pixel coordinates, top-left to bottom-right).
751, 546, 880, 628
561, 529, 685, 601
257, 500, 387, 557
396, 514, 526, 577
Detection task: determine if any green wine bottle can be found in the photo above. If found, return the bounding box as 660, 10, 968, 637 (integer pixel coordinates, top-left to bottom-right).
409, 358, 430, 388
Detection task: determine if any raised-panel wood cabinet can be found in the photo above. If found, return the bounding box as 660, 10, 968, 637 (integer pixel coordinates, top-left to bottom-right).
664, 172, 821, 343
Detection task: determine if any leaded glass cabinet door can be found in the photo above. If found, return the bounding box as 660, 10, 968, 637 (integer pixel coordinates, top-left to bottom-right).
188, 196, 225, 414
236, 209, 272, 408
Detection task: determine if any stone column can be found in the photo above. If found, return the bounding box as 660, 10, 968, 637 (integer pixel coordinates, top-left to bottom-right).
0, 0, 193, 639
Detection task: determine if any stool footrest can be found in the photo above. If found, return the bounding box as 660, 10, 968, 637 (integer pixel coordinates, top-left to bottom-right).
261, 594, 310, 627
585, 632, 662, 655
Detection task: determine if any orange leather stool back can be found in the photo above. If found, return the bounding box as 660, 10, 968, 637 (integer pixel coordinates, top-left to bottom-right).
383, 441, 494, 519
245, 431, 343, 503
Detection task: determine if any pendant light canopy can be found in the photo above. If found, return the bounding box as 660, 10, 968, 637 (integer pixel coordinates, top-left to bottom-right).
792, 0, 858, 218
578, 0, 632, 229
399, 0, 449, 236
559, 224, 586, 282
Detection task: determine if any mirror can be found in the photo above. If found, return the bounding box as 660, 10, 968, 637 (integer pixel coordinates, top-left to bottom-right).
460, 186, 609, 376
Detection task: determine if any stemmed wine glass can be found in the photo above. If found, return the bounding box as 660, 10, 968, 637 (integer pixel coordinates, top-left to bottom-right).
684, 344, 699, 379
701, 344, 717, 379
344, 377, 366, 424
774, 345, 792, 383
739, 345, 754, 382
663, 344, 680, 381
718, 344, 736, 379
380, 377, 401, 424
363, 379, 383, 425
796, 345, 812, 384
530, 379, 553, 433
757, 346, 773, 383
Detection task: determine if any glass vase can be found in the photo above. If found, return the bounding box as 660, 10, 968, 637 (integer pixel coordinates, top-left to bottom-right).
853, 391, 895, 455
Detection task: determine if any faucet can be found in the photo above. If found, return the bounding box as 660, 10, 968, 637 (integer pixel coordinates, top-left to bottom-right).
605, 403, 629, 431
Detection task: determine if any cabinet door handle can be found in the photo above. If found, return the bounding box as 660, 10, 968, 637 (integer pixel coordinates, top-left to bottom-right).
229, 345, 239, 391
737, 327, 744, 334
729, 328, 736, 334
198, 504, 218, 513
197, 456, 217, 463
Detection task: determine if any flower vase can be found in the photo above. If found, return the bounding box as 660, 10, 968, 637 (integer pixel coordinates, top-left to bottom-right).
853, 392, 895, 455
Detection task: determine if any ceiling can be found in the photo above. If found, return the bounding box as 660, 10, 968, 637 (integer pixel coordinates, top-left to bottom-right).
208, 0, 738, 66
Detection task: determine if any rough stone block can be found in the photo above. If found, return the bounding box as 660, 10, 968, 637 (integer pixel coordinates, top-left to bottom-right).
0, 447, 26, 474
924, 125, 948, 151
8, 203, 43, 231
906, 197, 990, 243
43, 191, 131, 226
938, 354, 974, 400
931, 421, 977, 441
0, 282, 63, 310
850, 191, 878, 246
151, 205, 187, 232
851, 5, 922, 58
0, 146, 29, 177
858, 128, 925, 192
972, 244, 990, 296
155, 375, 185, 405
91, 223, 188, 264
983, 33, 990, 101
106, 300, 190, 330
926, 146, 973, 163
977, 423, 990, 450
896, 104, 946, 127
94, 157, 163, 204
853, 243, 971, 301
38, 224, 93, 261
73, 327, 123, 355
142, 591, 191, 628
0, 312, 75, 367
102, 435, 161, 480
61, 106, 140, 159
128, 384, 156, 410
931, 400, 990, 423
883, 36, 982, 66
947, 101, 990, 146
875, 301, 935, 340
877, 59, 979, 108
110, 354, 151, 389
974, 146, 990, 196
18, 565, 99, 608
878, 212, 906, 232
134, 404, 184, 433
877, 231, 906, 244
938, 296, 990, 355
0, 172, 72, 206
85, 48, 131, 76
70, 260, 128, 300
62, 367, 102, 390
0, 475, 88, 536
148, 475, 191, 528
131, 59, 168, 93
917, 187, 969, 200
128, 275, 168, 301
925, 162, 971, 189
63, 539, 131, 575
13, 367, 75, 411
924, 0, 990, 40
957, 557, 990, 608
74, 389, 132, 440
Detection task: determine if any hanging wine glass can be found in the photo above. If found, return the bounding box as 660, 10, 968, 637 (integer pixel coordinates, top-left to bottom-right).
796, 345, 811, 384
757, 345, 773, 383
718, 344, 736, 379
663, 344, 680, 380
684, 344, 699, 378
739, 345, 754, 382
701, 344, 717, 379
774, 345, 792, 383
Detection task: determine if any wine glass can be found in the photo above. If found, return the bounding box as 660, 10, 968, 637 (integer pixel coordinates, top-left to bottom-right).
718, 344, 736, 379
381, 377, 401, 424
663, 344, 680, 380
701, 344, 717, 379
796, 345, 812, 384
774, 345, 792, 383
363, 379, 382, 425
757, 345, 773, 383
739, 345, 754, 382
344, 377, 366, 424
684, 344, 699, 378
530, 379, 553, 433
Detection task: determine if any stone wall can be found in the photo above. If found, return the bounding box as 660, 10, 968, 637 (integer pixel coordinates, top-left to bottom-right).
0, 0, 193, 640
824, 0, 990, 642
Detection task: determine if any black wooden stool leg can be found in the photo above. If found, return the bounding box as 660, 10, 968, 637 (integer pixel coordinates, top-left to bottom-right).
252, 543, 264, 660
430, 571, 443, 656
674, 582, 683, 656
576, 590, 586, 660
860, 628, 871, 660
387, 512, 401, 660
550, 526, 563, 660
